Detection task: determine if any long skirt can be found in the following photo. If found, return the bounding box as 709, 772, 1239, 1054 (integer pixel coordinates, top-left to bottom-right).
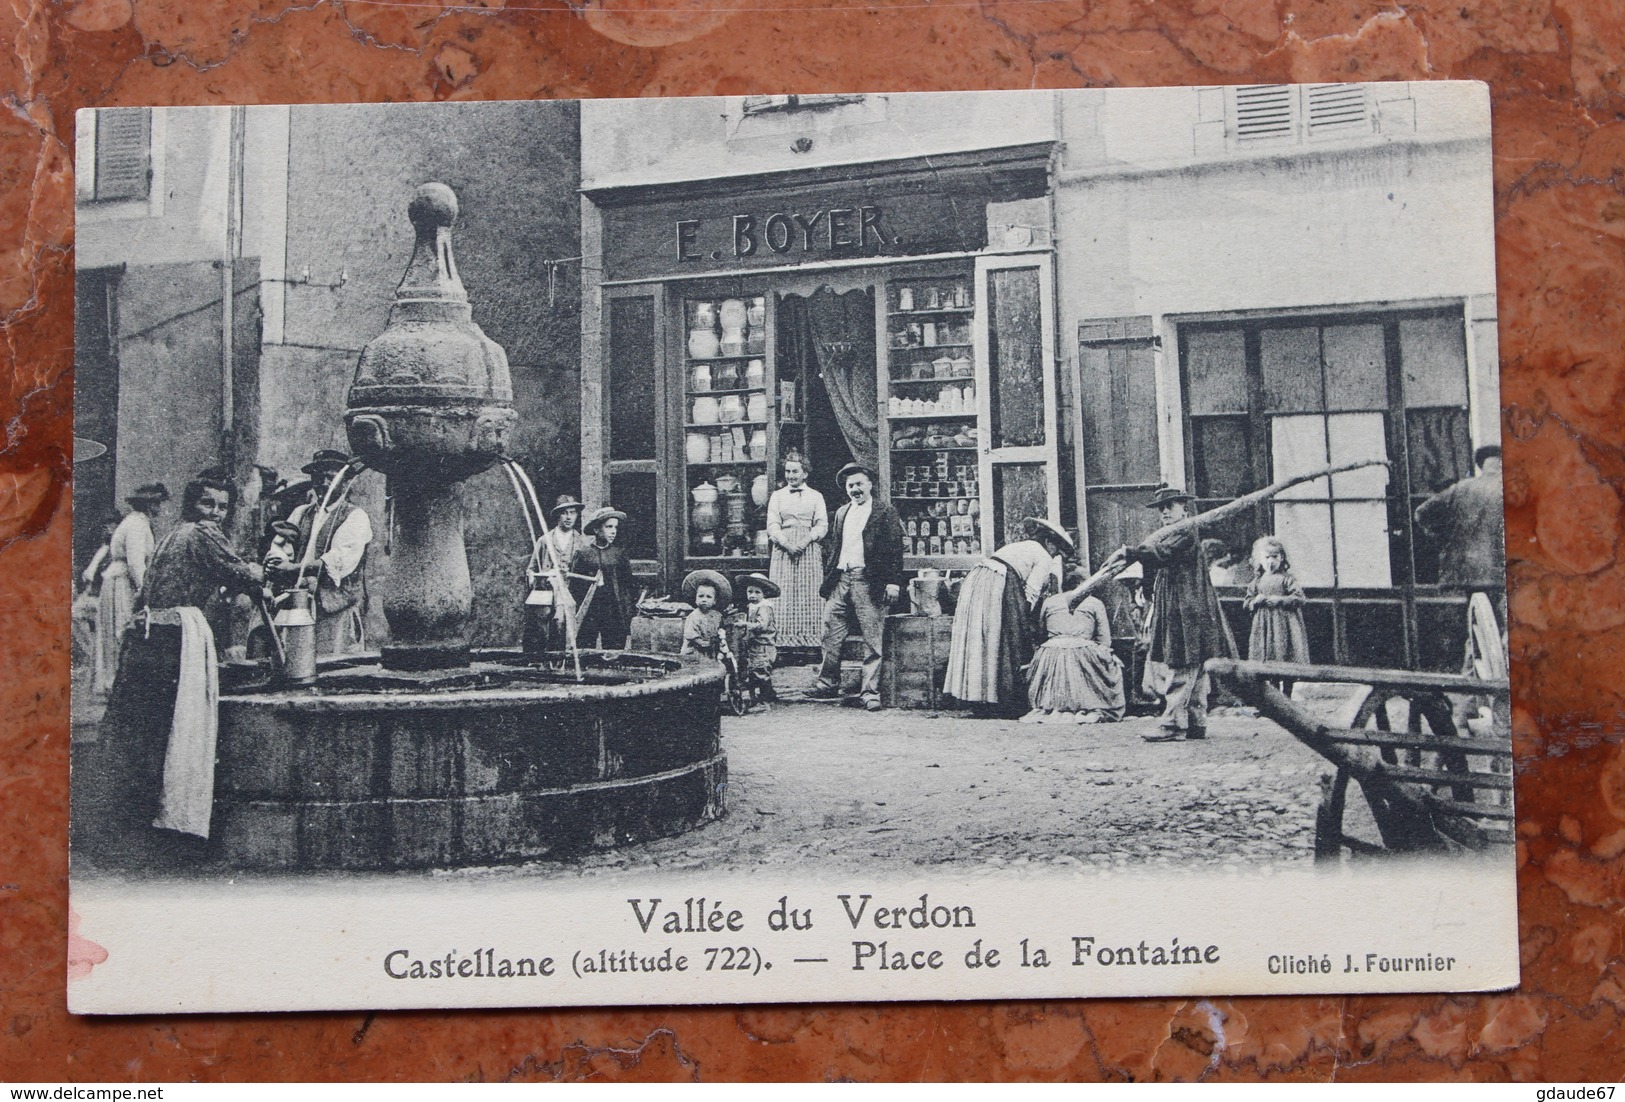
1247, 608, 1310, 664
92, 625, 204, 867
769, 541, 825, 649
943, 563, 1035, 706
1025, 637, 1126, 721
95, 568, 137, 695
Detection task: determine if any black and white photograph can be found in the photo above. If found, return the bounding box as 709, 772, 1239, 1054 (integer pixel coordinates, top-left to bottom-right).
68, 85, 1517, 1013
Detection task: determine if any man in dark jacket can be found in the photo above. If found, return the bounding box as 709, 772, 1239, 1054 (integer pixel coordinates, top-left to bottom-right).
1415, 445, 1505, 601
1108, 485, 1237, 742
810, 462, 905, 711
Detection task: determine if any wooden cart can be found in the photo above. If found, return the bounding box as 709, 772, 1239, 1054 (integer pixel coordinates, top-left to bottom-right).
1207, 657, 1513, 860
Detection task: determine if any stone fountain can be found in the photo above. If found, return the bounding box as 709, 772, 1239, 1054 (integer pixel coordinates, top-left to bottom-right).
205, 184, 727, 870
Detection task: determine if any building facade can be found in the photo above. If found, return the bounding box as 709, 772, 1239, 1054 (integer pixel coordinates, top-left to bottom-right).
74, 101, 583, 645
578, 86, 1497, 670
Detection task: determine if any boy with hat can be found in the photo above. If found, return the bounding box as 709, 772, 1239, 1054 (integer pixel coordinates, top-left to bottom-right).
571, 507, 636, 649
811, 462, 905, 711
1103, 484, 1237, 741
285, 449, 372, 656
680, 569, 732, 660
736, 572, 779, 701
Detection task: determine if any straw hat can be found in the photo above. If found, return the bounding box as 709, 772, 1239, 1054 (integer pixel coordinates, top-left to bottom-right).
734, 572, 780, 600
682, 569, 733, 606
550, 494, 584, 518
1023, 516, 1077, 558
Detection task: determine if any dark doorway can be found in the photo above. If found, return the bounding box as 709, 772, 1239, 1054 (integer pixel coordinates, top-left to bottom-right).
776, 285, 876, 511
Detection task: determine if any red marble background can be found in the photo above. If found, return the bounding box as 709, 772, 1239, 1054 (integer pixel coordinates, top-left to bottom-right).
3, 0, 1624, 1081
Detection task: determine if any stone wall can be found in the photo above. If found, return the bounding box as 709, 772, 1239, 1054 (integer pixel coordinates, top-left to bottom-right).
257, 100, 583, 647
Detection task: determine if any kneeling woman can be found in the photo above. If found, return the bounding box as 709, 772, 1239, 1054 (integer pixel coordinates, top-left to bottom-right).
98, 473, 272, 866
1023, 566, 1126, 724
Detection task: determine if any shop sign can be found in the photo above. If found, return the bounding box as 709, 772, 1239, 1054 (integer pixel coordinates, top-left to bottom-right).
599, 184, 1002, 281
675, 206, 897, 263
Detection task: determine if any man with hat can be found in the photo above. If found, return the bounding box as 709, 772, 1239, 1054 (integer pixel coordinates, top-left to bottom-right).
1104, 484, 1237, 741
94, 481, 169, 696
285, 449, 373, 656
570, 506, 636, 649
810, 462, 905, 711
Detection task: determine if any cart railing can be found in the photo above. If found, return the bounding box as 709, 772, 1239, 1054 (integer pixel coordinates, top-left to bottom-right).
1206, 657, 1513, 859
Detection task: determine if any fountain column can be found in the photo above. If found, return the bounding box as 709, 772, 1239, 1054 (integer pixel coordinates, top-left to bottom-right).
345, 183, 517, 670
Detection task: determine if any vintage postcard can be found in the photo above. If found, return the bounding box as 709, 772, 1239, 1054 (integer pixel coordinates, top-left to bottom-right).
68, 85, 1516, 1014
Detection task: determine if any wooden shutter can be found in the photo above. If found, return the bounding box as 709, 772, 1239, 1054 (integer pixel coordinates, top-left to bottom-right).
94, 108, 151, 201
1233, 85, 1296, 142
1307, 84, 1370, 139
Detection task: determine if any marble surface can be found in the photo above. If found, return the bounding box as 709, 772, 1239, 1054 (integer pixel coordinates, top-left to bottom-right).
4, 0, 1625, 1081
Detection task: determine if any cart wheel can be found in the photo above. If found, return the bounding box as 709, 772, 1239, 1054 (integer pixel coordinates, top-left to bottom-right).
724, 665, 749, 717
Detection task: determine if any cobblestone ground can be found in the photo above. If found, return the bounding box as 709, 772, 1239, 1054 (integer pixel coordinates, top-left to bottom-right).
545, 666, 1334, 881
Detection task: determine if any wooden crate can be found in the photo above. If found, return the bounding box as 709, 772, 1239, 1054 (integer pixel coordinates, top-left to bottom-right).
881, 613, 953, 710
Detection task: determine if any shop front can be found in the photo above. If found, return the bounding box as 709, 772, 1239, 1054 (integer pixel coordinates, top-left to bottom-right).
581, 144, 1071, 604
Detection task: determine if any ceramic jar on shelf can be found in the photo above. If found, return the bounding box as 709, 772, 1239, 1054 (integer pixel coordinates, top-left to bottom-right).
686, 432, 711, 464
690, 362, 712, 392
749, 428, 768, 460
688, 327, 720, 359
744, 359, 766, 389
690, 482, 721, 539
714, 473, 741, 495
751, 473, 769, 507
747, 393, 769, 422
691, 395, 720, 425
718, 394, 744, 423
719, 298, 747, 356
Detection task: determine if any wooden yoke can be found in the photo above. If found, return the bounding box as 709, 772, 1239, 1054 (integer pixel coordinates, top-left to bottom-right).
1070, 459, 1390, 611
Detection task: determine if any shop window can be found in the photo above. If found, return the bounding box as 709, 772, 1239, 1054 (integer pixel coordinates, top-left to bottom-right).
607, 297, 657, 462
682, 292, 770, 561
741, 94, 865, 116
80, 108, 152, 202
885, 270, 981, 562
986, 268, 1046, 450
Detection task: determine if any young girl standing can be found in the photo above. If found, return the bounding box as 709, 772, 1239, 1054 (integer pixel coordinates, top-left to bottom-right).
1244, 536, 1310, 665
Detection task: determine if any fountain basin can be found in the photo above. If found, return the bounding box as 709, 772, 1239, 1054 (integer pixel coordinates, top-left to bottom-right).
212, 651, 727, 870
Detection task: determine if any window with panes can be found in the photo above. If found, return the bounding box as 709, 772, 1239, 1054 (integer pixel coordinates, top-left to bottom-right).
1179, 308, 1474, 668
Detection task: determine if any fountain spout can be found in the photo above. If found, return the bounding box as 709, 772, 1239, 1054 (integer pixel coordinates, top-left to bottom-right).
345, 183, 517, 670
